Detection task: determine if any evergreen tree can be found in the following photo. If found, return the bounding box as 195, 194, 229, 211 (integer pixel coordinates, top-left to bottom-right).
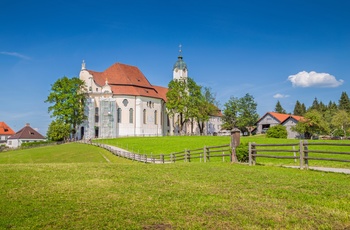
309, 97, 320, 111
301, 103, 307, 115
293, 100, 303, 115
275, 100, 286, 114
339, 92, 350, 113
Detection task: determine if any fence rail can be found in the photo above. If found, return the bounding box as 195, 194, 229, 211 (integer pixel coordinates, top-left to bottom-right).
249, 141, 350, 169
82, 140, 232, 164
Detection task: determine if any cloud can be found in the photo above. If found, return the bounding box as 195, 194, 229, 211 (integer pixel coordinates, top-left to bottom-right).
288, 71, 343, 88
273, 93, 290, 99
0, 51, 31, 60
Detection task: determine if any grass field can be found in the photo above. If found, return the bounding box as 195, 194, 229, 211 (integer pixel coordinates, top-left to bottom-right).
0, 139, 350, 229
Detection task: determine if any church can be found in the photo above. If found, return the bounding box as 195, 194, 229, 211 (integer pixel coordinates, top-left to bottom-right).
77, 51, 222, 139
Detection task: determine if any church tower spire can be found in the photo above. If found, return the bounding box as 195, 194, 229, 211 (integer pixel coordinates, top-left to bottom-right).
173, 44, 188, 81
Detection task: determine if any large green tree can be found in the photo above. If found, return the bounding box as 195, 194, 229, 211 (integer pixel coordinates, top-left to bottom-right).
293, 109, 330, 138
196, 87, 218, 135
222, 93, 258, 135
166, 77, 202, 134
275, 100, 286, 114
331, 110, 350, 137
45, 76, 87, 137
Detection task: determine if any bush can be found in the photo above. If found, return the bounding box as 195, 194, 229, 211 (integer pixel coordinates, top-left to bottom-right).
266, 125, 287, 138
235, 142, 249, 162
21, 141, 52, 148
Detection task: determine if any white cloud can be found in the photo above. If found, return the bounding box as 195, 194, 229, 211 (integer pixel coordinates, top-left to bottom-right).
288, 71, 343, 88
0, 51, 31, 60
273, 93, 290, 98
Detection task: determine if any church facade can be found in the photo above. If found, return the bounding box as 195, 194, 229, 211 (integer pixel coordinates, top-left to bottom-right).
77, 52, 222, 139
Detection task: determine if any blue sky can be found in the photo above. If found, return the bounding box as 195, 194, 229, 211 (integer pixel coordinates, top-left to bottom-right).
1, 0, 349, 135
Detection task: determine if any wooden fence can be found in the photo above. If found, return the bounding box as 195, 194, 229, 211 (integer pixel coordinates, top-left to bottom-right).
249, 141, 350, 169
83, 141, 232, 163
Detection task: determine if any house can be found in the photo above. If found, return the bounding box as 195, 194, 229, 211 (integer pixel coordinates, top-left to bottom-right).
255, 112, 303, 139
77, 49, 223, 139
0, 122, 15, 145
6, 123, 46, 148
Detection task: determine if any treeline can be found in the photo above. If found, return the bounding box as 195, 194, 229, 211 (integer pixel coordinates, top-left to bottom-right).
276, 92, 350, 138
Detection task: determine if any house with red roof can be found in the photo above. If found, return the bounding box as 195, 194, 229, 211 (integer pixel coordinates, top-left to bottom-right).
255, 112, 304, 139
0, 122, 15, 145
6, 123, 46, 148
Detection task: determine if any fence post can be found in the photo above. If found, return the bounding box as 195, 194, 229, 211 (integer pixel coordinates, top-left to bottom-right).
203, 146, 207, 163
184, 149, 187, 162
187, 149, 191, 162
299, 140, 304, 169
161, 154, 164, 164
304, 140, 309, 170
230, 128, 240, 163
249, 142, 252, 166
207, 147, 210, 162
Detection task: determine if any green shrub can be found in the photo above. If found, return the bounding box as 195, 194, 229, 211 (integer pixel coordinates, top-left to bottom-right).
266, 125, 287, 138
21, 141, 51, 148
235, 142, 249, 162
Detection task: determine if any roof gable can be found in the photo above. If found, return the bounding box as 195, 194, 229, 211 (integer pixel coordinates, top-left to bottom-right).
256, 112, 304, 125
9, 124, 45, 140
0, 122, 15, 135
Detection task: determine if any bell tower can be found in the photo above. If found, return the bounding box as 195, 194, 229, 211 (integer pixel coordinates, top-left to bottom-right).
173, 44, 188, 81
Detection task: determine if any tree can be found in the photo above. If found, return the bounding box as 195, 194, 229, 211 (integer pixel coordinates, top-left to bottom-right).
266, 125, 287, 138
45, 76, 87, 137
339, 92, 350, 113
308, 97, 320, 111
293, 100, 303, 115
331, 110, 350, 137
293, 109, 330, 138
166, 77, 202, 134
236, 93, 259, 135
275, 100, 286, 114
222, 93, 258, 135
222, 96, 239, 130
46, 120, 71, 141
196, 87, 218, 135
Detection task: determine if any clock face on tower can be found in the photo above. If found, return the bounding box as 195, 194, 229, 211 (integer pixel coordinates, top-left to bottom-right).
175, 69, 178, 72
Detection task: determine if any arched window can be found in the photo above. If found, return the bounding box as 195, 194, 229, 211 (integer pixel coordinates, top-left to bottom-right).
129, 108, 133, 123
154, 110, 157, 125
117, 108, 122, 123
143, 109, 146, 124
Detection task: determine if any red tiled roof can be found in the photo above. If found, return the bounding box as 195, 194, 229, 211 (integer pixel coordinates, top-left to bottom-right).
87, 63, 168, 100
257, 112, 304, 124
8, 124, 45, 140
0, 122, 15, 135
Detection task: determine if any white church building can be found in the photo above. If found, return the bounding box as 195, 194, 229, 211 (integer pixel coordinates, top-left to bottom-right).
77, 52, 222, 139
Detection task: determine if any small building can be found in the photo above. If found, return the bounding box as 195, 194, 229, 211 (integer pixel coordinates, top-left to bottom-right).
0, 122, 15, 145
6, 123, 46, 148
255, 112, 303, 139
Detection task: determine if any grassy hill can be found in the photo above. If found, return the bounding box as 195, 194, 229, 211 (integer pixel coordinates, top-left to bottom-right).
0, 140, 350, 229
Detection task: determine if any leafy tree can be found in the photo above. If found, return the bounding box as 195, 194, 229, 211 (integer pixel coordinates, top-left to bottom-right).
166, 77, 203, 134
236, 93, 259, 135
331, 110, 350, 137
222, 96, 239, 130
46, 120, 71, 141
45, 76, 87, 137
293, 109, 330, 138
339, 92, 350, 113
186, 78, 203, 134
266, 125, 287, 138
275, 100, 286, 114
196, 87, 218, 135
222, 93, 258, 135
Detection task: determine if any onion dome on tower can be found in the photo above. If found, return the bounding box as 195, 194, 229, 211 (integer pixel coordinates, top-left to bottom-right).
173, 44, 188, 81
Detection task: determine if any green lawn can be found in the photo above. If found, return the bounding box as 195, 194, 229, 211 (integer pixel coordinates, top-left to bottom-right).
0, 140, 350, 229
